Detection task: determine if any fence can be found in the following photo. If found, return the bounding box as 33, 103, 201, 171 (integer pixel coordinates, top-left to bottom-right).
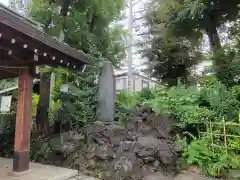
198, 119, 240, 154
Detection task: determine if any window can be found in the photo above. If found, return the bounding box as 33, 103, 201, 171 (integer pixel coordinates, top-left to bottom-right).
202, 65, 213, 75
115, 79, 121, 90
133, 79, 135, 92
123, 78, 127, 89
142, 80, 149, 89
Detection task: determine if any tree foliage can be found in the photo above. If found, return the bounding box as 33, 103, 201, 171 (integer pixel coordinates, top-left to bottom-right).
140, 0, 203, 85
140, 35, 201, 86
30, 0, 126, 66
150, 0, 240, 50
29, 0, 126, 127
142, 0, 240, 86
0, 79, 16, 91
213, 44, 240, 87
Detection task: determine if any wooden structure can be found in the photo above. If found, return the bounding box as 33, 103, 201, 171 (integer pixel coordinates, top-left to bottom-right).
0, 4, 91, 173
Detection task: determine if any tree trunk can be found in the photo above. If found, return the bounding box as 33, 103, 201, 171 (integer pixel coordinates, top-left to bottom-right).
60, 0, 71, 16
203, 12, 225, 84
203, 12, 221, 52
167, 78, 178, 87
36, 71, 51, 135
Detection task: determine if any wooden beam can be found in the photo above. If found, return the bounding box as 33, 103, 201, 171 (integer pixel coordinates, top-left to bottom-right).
13, 67, 33, 172
0, 23, 87, 69
0, 39, 35, 61
0, 8, 91, 64
0, 59, 28, 67
0, 38, 84, 69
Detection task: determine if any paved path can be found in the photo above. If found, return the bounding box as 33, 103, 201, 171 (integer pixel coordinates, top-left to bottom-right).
69, 175, 97, 180
145, 172, 223, 180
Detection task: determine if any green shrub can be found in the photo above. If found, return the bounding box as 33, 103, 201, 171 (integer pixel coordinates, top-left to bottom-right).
32, 93, 39, 106
30, 142, 52, 162
148, 83, 240, 126
178, 134, 240, 177
232, 85, 240, 101
147, 86, 215, 127
116, 91, 139, 124
141, 82, 240, 177
49, 67, 98, 127
116, 91, 139, 110
137, 88, 155, 103
175, 105, 215, 127
200, 82, 240, 120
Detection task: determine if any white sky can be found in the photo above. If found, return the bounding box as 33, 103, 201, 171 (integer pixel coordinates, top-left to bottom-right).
0, 0, 147, 68
0, 0, 8, 5
123, 0, 149, 68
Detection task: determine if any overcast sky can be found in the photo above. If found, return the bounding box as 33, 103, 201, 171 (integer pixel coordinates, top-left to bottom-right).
124, 0, 149, 68
0, 0, 148, 68
0, 0, 8, 5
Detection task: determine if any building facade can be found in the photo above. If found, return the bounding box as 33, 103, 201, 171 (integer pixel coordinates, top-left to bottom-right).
115, 72, 158, 92
195, 60, 213, 76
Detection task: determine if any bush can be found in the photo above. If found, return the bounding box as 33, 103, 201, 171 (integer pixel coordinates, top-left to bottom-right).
137, 88, 155, 103
147, 83, 240, 127
232, 85, 240, 101
116, 91, 139, 124
177, 134, 240, 177
200, 82, 240, 120
49, 67, 98, 127
147, 86, 216, 127
116, 91, 139, 110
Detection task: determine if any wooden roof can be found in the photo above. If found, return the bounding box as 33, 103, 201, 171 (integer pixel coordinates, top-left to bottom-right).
0, 3, 91, 79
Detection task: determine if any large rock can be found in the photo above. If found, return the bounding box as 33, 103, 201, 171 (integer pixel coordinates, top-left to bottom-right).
113, 155, 143, 180
65, 106, 180, 180
135, 136, 177, 167
49, 132, 83, 155
228, 170, 240, 180
97, 61, 116, 122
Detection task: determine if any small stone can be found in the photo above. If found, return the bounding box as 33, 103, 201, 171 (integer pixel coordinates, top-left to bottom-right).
86, 152, 95, 160
104, 171, 111, 178
74, 156, 85, 166
153, 160, 160, 168
87, 159, 96, 169
62, 155, 74, 167
49, 137, 63, 151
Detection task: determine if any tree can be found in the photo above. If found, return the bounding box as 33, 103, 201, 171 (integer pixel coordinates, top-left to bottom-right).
30, 0, 126, 131
140, 2, 202, 86
140, 35, 201, 86
143, 0, 240, 86
30, 0, 126, 66
212, 23, 240, 87
151, 0, 240, 51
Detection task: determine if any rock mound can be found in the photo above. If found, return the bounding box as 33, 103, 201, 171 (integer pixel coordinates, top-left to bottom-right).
63, 106, 179, 180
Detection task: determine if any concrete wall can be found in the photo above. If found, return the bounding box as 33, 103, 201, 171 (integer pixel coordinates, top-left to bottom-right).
115, 74, 158, 92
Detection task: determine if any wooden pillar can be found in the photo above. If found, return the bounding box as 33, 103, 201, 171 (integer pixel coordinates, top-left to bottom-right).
13, 67, 33, 172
